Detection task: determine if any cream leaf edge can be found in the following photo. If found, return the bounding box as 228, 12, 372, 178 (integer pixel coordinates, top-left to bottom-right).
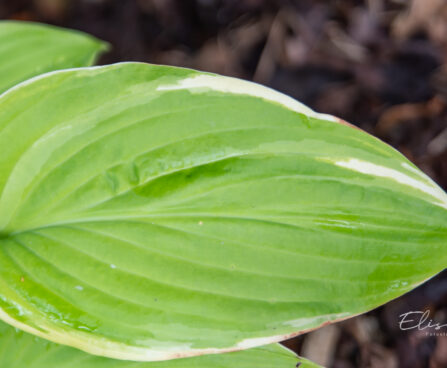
0, 62, 445, 361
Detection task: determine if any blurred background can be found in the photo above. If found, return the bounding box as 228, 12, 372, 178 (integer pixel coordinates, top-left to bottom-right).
1, 0, 446, 367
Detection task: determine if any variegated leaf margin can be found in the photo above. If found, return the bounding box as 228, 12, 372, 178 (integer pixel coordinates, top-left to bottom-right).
0, 62, 445, 360
0, 320, 314, 368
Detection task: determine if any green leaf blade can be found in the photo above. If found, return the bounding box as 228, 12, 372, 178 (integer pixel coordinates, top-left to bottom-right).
0, 21, 108, 94
0, 321, 304, 368
0, 63, 445, 360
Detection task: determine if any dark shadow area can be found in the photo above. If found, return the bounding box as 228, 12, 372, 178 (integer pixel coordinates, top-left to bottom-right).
1, 1, 446, 366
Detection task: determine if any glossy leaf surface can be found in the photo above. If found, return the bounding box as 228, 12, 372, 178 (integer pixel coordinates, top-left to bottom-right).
0, 21, 107, 93
0, 63, 446, 361
0, 321, 307, 368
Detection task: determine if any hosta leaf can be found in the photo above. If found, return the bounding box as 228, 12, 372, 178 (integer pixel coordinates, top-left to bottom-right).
0, 321, 307, 368
0, 21, 107, 93
0, 63, 445, 361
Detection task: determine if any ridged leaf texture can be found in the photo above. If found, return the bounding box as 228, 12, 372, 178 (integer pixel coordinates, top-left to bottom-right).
0, 62, 446, 361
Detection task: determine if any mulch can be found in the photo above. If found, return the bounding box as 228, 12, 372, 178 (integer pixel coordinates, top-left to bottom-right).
1, 1, 447, 367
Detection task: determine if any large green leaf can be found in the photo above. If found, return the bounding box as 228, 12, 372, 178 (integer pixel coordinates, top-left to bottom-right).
0, 321, 308, 368
0, 63, 445, 361
0, 20, 107, 93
